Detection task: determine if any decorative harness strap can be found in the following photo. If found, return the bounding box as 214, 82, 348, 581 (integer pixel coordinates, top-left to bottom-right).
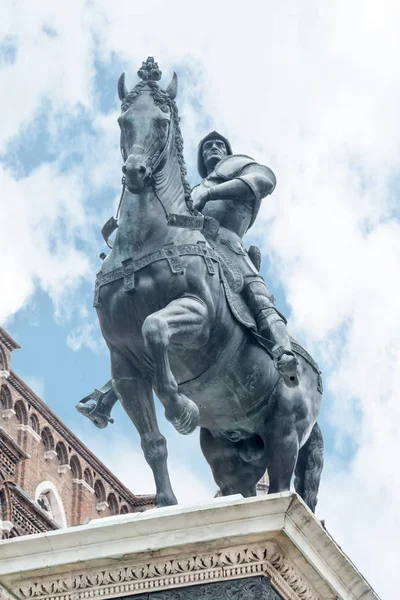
93, 241, 217, 308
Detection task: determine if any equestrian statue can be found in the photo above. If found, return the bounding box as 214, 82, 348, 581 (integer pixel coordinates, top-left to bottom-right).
76, 57, 324, 512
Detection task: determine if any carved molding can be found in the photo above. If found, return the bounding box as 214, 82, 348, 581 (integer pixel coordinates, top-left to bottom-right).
72, 479, 94, 494
0, 583, 15, 600
44, 450, 57, 461
17, 425, 41, 443
0, 520, 13, 533
57, 464, 71, 475
15, 541, 319, 600
122, 576, 281, 600
1, 409, 15, 420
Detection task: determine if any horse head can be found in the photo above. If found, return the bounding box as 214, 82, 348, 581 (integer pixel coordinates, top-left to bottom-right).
117, 58, 178, 195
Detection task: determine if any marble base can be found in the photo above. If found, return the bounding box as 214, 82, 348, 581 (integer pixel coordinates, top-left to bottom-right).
0, 492, 379, 600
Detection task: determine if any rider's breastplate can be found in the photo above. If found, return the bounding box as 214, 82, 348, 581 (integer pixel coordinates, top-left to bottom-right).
192, 180, 253, 238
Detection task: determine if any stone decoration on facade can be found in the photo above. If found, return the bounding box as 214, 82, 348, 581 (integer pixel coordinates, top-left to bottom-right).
110, 577, 282, 600
15, 541, 318, 600
0, 327, 154, 539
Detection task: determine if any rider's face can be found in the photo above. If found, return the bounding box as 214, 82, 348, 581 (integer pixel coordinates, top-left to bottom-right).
202, 139, 228, 174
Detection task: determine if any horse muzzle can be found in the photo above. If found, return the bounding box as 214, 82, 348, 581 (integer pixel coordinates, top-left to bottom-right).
122, 156, 152, 193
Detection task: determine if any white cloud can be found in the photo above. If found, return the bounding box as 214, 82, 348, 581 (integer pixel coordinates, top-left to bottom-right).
0, 162, 91, 323
66, 320, 106, 354
1, 1, 400, 597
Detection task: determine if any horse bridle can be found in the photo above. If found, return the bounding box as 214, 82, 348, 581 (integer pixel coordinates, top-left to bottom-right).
102, 116, 173, 249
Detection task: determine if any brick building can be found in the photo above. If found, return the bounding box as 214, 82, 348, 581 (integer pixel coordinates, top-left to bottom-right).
0, 327, 154, 539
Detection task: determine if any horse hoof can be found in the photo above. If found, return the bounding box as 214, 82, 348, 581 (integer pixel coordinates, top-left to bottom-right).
165, 393, 200, 435
155, 492, 178, 507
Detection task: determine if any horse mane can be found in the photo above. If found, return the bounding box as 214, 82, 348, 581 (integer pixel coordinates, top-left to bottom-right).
121, 81, 194, 213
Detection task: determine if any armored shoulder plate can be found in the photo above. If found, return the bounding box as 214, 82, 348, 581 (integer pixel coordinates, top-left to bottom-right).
211, 154, 256, 180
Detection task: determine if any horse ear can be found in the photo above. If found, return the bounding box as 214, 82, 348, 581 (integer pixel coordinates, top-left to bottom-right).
166, 72, 178, 100
118, 72, 128, 102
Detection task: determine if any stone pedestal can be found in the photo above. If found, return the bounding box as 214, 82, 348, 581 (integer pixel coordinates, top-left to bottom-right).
0, 492, 379, 600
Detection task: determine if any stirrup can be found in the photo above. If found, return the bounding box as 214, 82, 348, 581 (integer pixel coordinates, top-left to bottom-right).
76, 391, 114, 429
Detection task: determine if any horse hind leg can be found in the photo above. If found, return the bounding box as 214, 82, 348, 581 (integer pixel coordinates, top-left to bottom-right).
110, 346, 177, 507
264, 393, 300, 496
200, 428, 266, 498
142, 296, 209, 435
294, 422, 324, 513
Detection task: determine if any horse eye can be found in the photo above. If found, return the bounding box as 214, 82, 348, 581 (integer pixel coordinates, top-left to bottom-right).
118, 112, 133, 128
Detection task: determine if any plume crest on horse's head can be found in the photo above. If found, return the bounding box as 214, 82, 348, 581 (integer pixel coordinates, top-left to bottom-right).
137, 57, 162, 82
116, 58, 192, 212
117, 57, 178, 105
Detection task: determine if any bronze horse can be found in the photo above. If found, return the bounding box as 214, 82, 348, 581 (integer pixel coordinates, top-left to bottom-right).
86, 60, 323, 511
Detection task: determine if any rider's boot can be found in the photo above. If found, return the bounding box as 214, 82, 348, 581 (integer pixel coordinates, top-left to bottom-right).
244, 279, 299, 387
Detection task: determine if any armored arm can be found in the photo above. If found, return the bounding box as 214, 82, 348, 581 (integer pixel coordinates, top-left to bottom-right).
195, 163, 276, 211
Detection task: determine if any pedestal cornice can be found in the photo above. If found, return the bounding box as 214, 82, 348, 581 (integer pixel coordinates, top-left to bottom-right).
0, 493, 380, 600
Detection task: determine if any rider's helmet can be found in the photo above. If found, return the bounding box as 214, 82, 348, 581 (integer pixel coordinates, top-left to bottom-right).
197, 131, 233, 178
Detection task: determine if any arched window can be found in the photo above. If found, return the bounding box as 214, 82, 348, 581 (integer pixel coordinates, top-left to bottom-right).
94, 480, 106, 503
0, 385, 12, 409
120, 505, 129, 514
29, 413, 40, 434
55, 442, 68, 465
14, 400, 28, 425
107, 493, 119, 516
41, 427, 55, 451
84, 468, 93, 488
70, 456, 82, 480
35, 481, 67, 528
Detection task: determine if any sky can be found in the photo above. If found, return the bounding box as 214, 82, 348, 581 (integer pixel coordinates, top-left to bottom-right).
1, 1, 400, 597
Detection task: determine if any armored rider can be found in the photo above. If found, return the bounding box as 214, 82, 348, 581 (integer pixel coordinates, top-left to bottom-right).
192, 131, 298, 387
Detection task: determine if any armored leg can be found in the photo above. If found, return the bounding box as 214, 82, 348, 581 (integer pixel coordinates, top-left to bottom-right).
243, 277, 299, 387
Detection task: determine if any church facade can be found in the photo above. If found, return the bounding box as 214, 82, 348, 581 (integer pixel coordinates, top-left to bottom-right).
0, 327, 154, 539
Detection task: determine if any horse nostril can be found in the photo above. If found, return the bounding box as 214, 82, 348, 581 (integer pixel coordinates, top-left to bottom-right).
122, 163, 147, 178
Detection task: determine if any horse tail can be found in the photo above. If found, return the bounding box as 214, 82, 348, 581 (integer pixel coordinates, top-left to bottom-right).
294, 422, 324, 513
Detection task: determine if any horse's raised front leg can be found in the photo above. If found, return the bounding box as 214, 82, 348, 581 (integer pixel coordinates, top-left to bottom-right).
109, 346, 177, 507
142, 296, 209, 435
